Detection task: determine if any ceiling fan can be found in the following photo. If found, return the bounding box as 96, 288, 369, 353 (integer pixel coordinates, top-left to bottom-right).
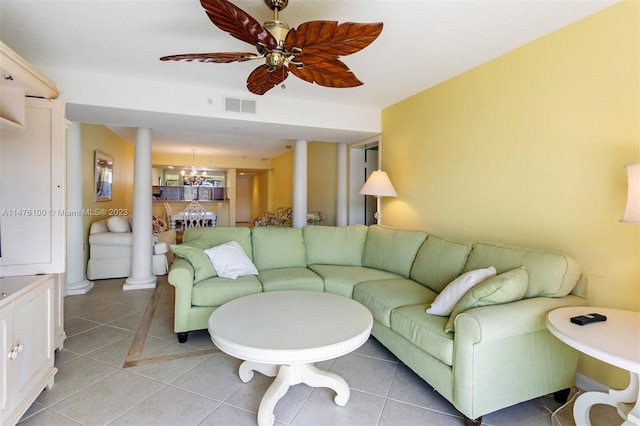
160, 0, 383, 95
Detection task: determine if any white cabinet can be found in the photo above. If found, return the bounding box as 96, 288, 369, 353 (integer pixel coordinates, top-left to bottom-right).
0, 97, 66, 276
0, 275, 57, 426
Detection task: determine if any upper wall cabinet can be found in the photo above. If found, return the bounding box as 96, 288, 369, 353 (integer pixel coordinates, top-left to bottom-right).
0, 41, 60, 129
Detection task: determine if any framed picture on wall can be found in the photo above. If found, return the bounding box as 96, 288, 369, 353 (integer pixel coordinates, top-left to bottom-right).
95, 151, 113, 202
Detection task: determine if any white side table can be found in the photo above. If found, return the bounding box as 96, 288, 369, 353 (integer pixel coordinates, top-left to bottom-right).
547, 307, 640, 425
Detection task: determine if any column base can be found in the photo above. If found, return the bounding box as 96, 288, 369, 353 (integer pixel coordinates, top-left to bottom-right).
123, 275, 157, 291
66, 277, 94, 296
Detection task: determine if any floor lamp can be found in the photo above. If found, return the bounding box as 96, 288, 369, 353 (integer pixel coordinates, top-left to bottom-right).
621, 162, 640, 224
359, 170, 397, 225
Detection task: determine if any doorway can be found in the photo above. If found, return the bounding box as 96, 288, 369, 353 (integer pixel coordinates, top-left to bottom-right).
348, 138, 379, 225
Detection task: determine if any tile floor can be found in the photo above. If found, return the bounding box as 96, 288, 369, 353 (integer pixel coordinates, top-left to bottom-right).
17, 277, 618, 426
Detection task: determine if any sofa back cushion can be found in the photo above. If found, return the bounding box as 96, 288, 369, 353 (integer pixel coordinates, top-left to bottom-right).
462, 242, 581, 298
183, 227, 253, 259
410, 235, 472, 293
107, 216, 131, 233
303, 225, 368, 266
90, 219, 109, 234
251, 227, 306, 270
362, 225, 427, 278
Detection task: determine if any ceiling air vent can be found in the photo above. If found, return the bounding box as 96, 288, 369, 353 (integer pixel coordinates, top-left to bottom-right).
224, 97, 256, 114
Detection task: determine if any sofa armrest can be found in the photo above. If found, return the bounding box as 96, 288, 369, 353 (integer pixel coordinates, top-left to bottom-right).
454, 295, 586, 344
452, 294, 586, 419
167, 258, 196, 333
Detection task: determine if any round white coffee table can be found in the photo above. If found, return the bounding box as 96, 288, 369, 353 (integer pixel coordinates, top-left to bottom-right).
208, 290, 373, 426
547, 307, 640, 425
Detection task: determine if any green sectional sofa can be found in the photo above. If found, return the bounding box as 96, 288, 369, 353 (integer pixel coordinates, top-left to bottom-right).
168, 224, 585, 423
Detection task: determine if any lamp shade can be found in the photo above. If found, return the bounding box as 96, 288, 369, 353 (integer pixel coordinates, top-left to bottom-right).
621, 162, 640, 224
359, 170, 397, 197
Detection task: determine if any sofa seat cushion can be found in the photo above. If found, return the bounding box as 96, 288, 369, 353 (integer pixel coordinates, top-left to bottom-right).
363, 225, 427, 277
192, 275, 262, 307
303, 224, 368, 266
354, 279, 438, 327
309, 265, 403, 298
391, 304, 454, 366
258, 268, 324, 292
89, 232, 133, 247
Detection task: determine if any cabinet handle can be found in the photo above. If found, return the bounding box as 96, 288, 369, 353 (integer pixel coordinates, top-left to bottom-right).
7, 343, 24, 360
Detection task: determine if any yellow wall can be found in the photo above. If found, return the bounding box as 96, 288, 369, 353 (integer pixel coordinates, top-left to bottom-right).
382, 1, 639, 389
271, 150, 294, 209
250, 170, 270, 221
308, 142, 337, 225
81, 124, 134, 262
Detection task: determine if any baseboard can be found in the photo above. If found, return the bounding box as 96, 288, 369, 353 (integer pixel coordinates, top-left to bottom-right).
575, 373, 608, 392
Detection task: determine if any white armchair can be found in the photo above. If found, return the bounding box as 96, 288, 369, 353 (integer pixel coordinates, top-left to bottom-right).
87, 216, 176, 280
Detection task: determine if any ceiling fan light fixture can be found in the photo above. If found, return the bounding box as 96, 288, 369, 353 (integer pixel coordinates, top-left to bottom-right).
160, 0, 383, 95
263, 20, 290, 43
265, 51, 286, 69
264, 0, 288, 11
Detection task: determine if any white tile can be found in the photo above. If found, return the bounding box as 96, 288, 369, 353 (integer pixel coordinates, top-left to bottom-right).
50, 370, 164, 425
63, 324, 133, 355
387, 364, 458, 415
200, 403, 266, 426
109, 385, 220, 425
329, 353, 398, 397
291, 388, 386, 426
379, 399, 463, 426
17, 407, 82, 425
170, 353, 246, 401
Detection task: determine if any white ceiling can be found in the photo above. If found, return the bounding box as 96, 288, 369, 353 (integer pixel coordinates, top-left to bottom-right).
0, 0, 618, 159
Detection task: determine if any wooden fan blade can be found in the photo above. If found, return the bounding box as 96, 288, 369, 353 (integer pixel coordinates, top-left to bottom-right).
160, 52, 257, 63
247, 64, 289, 95
200, 0, 277, 50
286, 21, 383, 58
289, 58, 362, 88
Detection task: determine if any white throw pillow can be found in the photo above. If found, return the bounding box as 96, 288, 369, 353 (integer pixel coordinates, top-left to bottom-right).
426, 266, 497, 316
107, 216, 131, 233
204, 241, 258, 280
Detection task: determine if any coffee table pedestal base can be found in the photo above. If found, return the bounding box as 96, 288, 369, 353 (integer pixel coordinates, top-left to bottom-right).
239, 361, 350, 426
574, 372, 640, 425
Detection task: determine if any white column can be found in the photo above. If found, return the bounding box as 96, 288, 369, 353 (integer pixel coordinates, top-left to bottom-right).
336, 143, 347, 226
292, 140, 308, 228
124, 128, 157, 290
227, 168, 237, 227
65, 122, 93, 295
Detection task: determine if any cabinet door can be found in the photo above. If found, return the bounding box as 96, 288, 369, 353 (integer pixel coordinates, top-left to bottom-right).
0, 303, 12, 426
0, 97, 65, 275
12, 277, 54, 405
